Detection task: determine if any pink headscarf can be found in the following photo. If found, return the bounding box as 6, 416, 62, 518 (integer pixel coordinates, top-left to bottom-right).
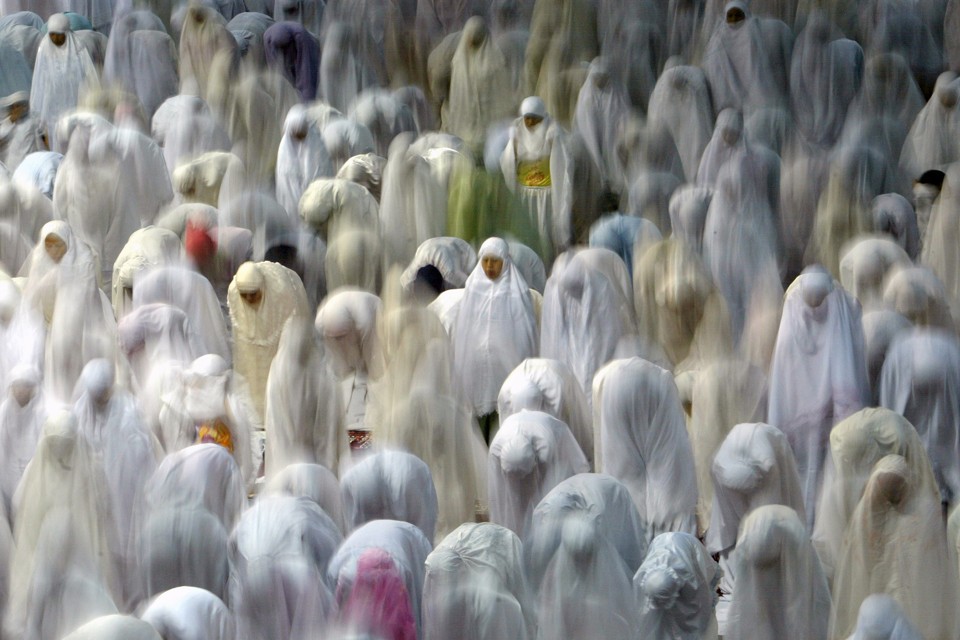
338, 548, 417, 640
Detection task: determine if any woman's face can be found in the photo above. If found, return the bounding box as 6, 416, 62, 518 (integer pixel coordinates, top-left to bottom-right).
726, 7, 746, 24
523, 115, 544, 130
44, 234, 67, 263
49, 32, 66, 47
482, 256, 504, 280
240, 289, 263, 306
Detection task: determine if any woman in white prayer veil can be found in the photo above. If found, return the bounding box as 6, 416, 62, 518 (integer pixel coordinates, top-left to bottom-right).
724, 505, 830, 640
319, 22, 381, 115
536, 514, 638, 640
73, 359, 159, 598
153, 95, 232, 177
844, 594, 924, 640
838, 236, 912, 312
275, 104, 334, 218
452, 238, 538, 429
707, 422, 805, 628
423, 523, 534, 640
315, 289, 383, 438
145, 443, 247, 532
132, 265, 231, 362
7, 411, 120, 638
879, 328, 960, 507
702, 2, 791, 119
870, 194, 920, 260
812, 408, 936, 584
44, 267, 118, 406
137, 505, 230, 603
379, 133, 447, 271
882, 264, 956, 330
141, 587, 236, 640
327, 519, 433, 637
0, 364, 45, 519
572, 58, 631, 191
111, 226, 183, 320
228, 495, 341, 611
156, 355, 257, 484
498, 358, 593, 468
525, 473, 647, 598
646, 66, 714, 184
30, 14, 98, 149
265, 318, 345, 478
103, 16, 178, 120
702, 150, 783, 344
488, 410, 589, 537
14, 507, 119, 640
444, 17, 517, 153
634, 532, 721, 640
696, 108, 745, 187
229, 261, 311, 420
922, 163, 960, 316
687, 359, 768, 534
178, 6, 237, 102
500, 96, 573, 261
632, 239, 733, 372
340, 450, 439, 541
593, 357, 699, 542
64, 614, 164, 640
900, 72, 960, 177
540, 250, 635, 403
768, 267, 869, 528
830, 454, 959, 640
265, 463, 347, 534
378, 364, 487, 542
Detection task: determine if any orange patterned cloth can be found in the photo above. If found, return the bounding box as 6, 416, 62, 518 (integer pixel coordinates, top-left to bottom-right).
348, 429, 372, 451
196, 418, 234, 453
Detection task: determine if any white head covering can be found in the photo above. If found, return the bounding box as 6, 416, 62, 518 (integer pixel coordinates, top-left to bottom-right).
845, 594, 924, 640
30, 13, 98, 149
63, 615, 163, 640
141, 587, 236, 640
724, 505, 831, 640
264, 463, 347, 534
634, 532, 721, 640
340, 450, 439, 542
830, 454, 958, 639
540, 250, 635, 403
812, 407, 938, 582
592, 357, 698, 542
536, 514, 638, 639
646, 66, 714, 183
879, 328, 960, 505
264, 318, 345, 476
498, 358, 593, 467
453, 237, 538, 416
228, 261, 311, 418
768, 267, 870, 527
707, 422, 805, 557
423, 523, 533, 640
275, 104, 334, 218
900, 72, 960, 177
488, 409, 589, 537
839, 236, 912, 311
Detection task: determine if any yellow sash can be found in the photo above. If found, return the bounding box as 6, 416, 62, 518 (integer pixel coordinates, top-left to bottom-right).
517, 157, 552, 187
196, 418, 235, 453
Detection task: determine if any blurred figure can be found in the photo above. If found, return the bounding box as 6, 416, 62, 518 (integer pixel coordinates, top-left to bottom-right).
500, 96, 573, 261
488, 410, 588, 537
0, 91, 47, 170
264, 318, 345, 477
724, 505, 831, 640
0, 364, 45, 519
634, 532, 721, 640
452, 238, 538, 441
228, 261, 310, 420
423, 523, 533, 640
830, 454, 958, 639
593, 357, 699, 543
844, 594, 924, 640
768, 267, 869, 527
30, 13, 98, 149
